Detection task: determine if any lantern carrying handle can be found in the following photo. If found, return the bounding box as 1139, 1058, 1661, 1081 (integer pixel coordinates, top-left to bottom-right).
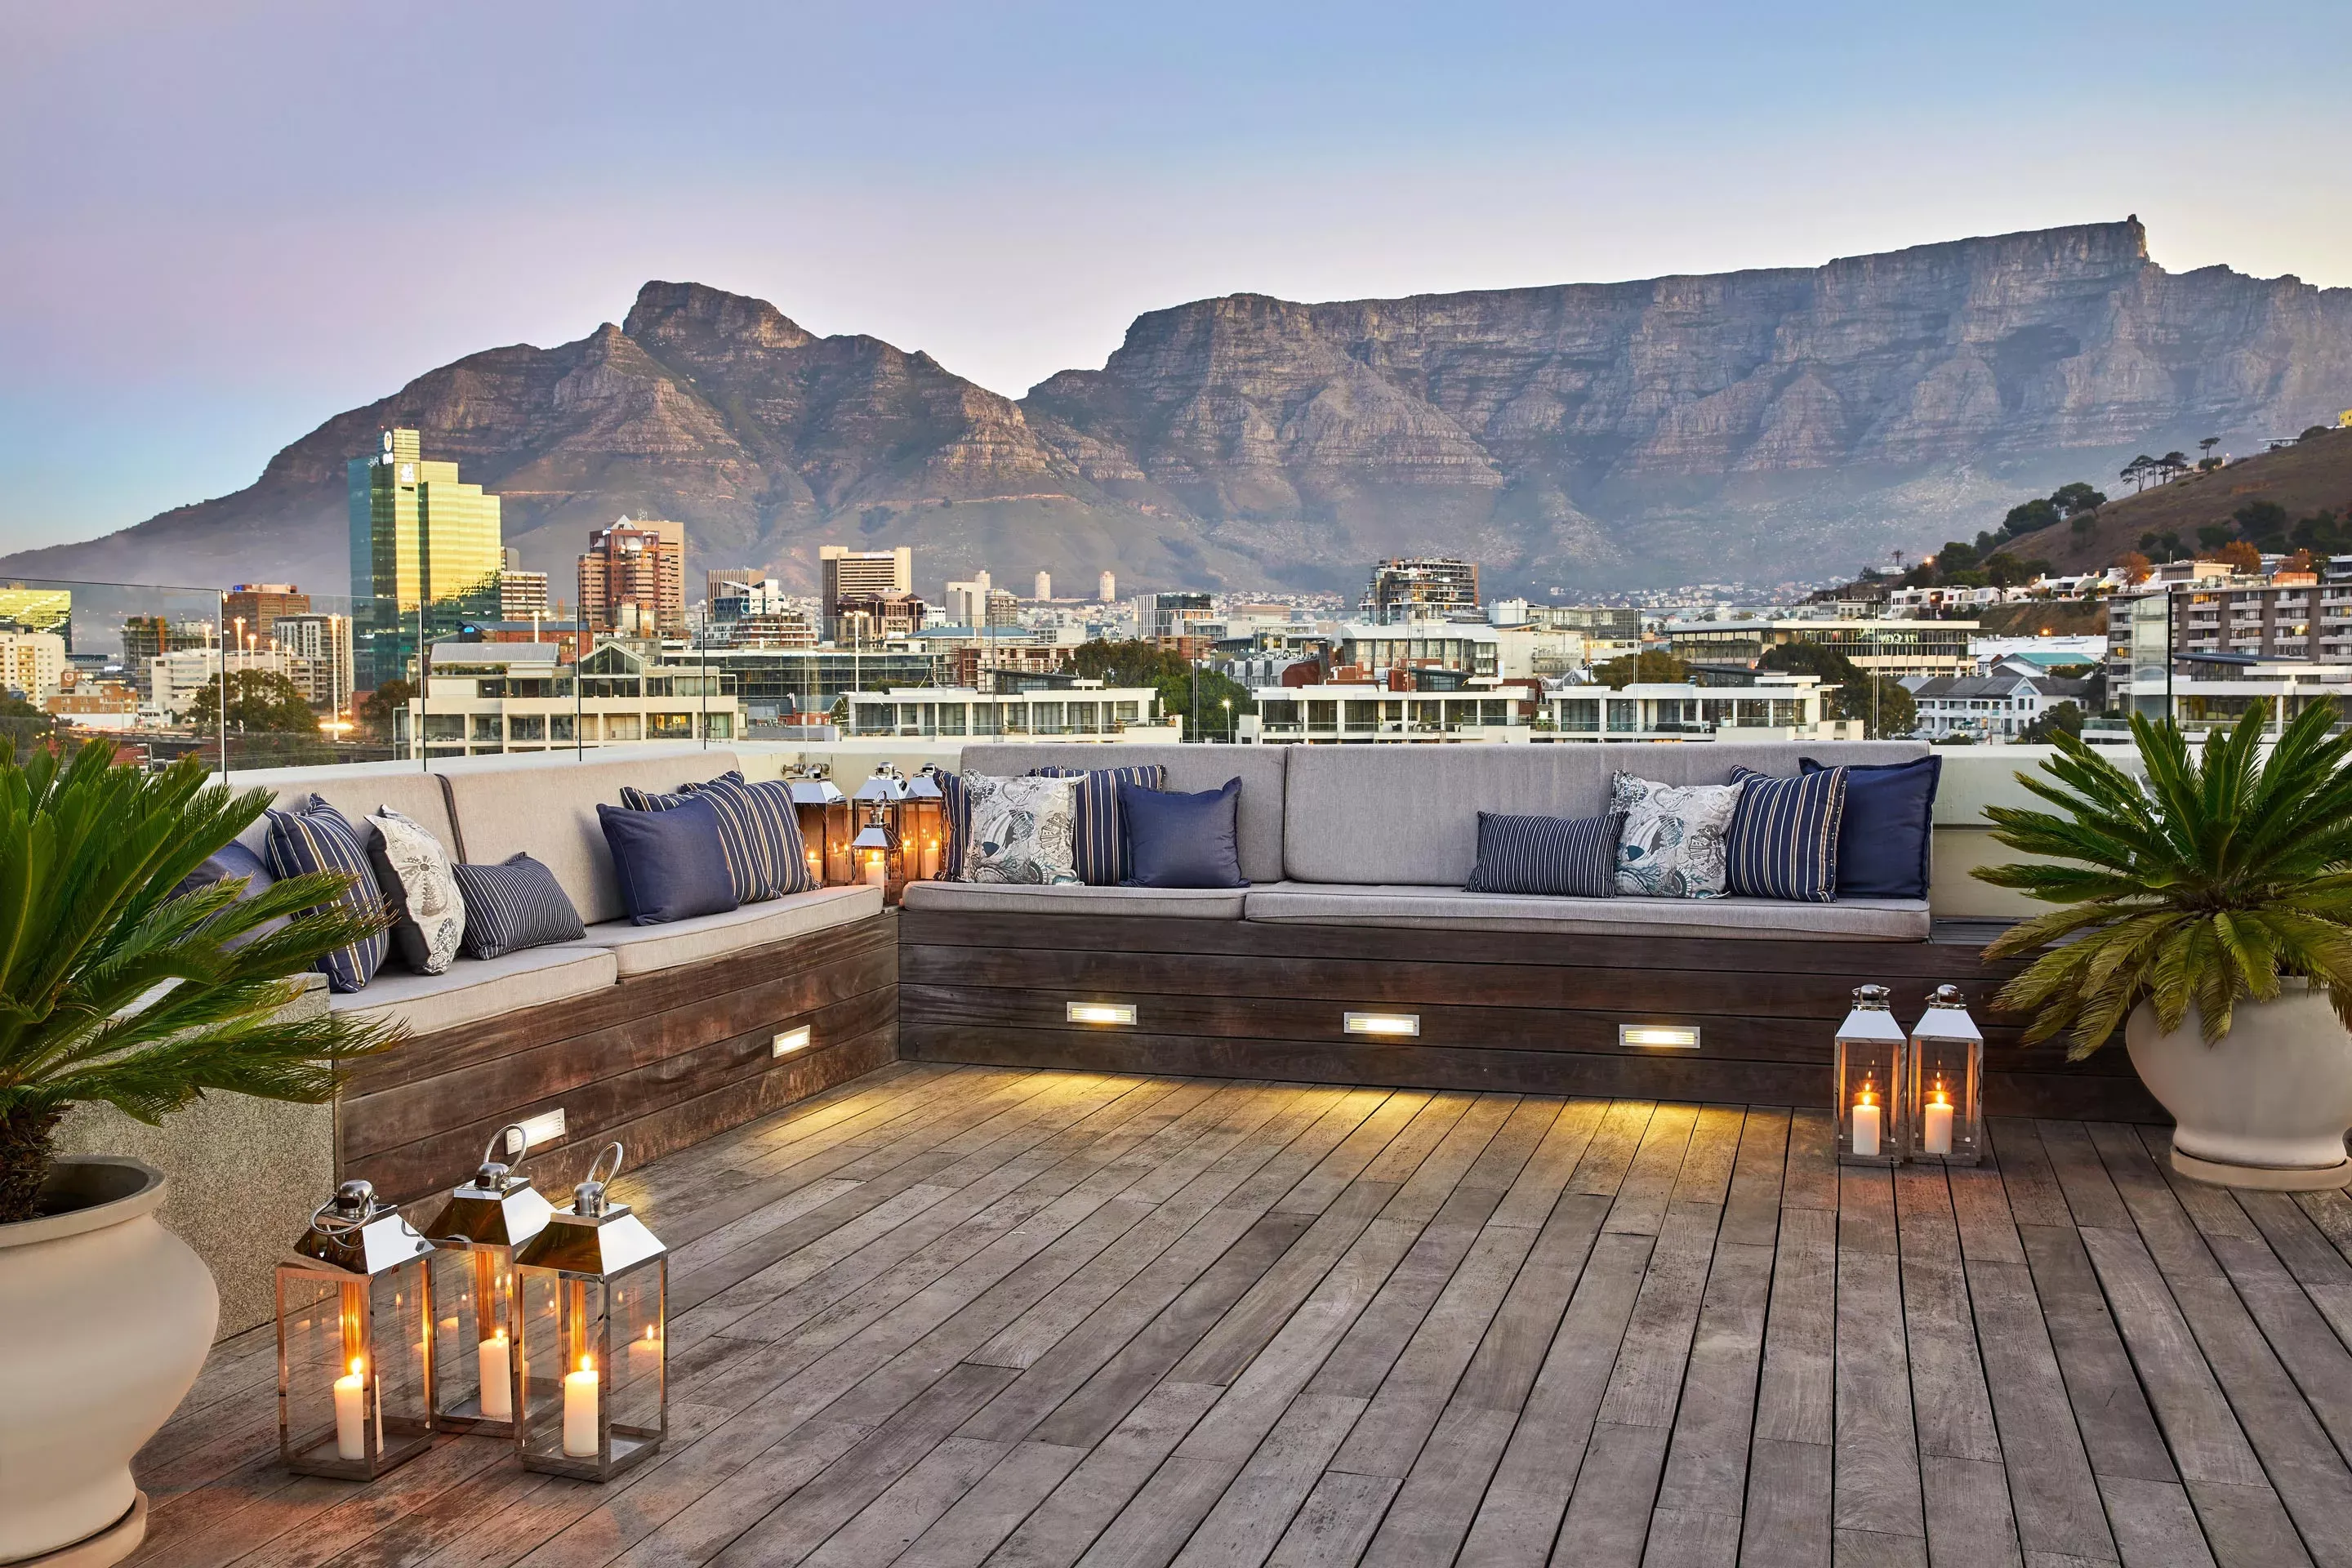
486, 1123, 530, 1169
304, 1178, 379, 1239
586, 1142, 626, 1187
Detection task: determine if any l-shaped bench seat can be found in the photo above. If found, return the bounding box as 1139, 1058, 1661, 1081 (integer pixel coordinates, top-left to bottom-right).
226, 748, 891, 1201
899, 741, 2154, 1120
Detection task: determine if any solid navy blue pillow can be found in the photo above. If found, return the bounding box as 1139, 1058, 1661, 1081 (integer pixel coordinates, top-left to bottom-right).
1119, 777, 1246, 889
598, 797, 740, 925
172, 840, 290, 947
1801, 755, 1940, 899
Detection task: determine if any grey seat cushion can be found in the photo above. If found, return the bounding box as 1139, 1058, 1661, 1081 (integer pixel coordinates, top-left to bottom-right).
902, 880, 1248, 920
577, 884, 884, 976
1243, 883, 1931, 942
328, 945, 617, 1035
1281, 741, 1929, 885
958, 744, 1287, 884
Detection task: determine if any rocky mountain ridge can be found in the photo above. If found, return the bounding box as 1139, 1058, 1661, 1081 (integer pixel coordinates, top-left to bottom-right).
11, 219, 2350, 595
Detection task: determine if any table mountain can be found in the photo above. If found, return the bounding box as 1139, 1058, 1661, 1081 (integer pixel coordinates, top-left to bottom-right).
12, 218, 2350, 596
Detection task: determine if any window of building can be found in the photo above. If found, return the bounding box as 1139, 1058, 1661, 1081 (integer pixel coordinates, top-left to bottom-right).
605, 714, 643, 741
470, 715, 501, 742
648, 713, 693, 737
550, 715, 576, 742
510, 714, 546, 742
702, 714, 732, 740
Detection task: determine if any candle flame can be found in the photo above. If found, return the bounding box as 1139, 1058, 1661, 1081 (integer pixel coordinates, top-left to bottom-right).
644, 1325, 658, 1343
1856, 1080, 1876, 1107
577, 1352, 595, 1374
349, 1356, 366, 1378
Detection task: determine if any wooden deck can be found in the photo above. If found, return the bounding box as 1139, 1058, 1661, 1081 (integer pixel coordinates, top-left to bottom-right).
135, 1064, 2352, 1568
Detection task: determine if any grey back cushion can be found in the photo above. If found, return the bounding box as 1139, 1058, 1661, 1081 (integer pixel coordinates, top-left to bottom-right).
1281, 740, 1927, 886
440, 750, 744, 924
231, 768, 463, 862
969, 744, 1289, 885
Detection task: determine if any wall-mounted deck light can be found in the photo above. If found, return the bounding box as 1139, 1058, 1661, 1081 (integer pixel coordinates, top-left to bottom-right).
1619, 1024, 1701, 1049
772, 1026, 813, 1058
1343, 1012, 1420, 1038
1066, 1002, 1138, 1026
508, 1107, 567, 1154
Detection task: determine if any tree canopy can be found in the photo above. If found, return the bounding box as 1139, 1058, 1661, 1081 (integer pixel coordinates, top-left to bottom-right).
178, 670, 318, 733
1067, 639, 1254, 737
1591, 650, 1690, 688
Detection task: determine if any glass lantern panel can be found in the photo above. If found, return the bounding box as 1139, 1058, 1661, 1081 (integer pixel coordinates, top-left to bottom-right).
608, 1265, 666, 1455
372, 1259, 434, 1445
1910, 1040, 1984, 1165
278, 1270, 359, 1468
518, 1269, 613, 1468
430, 1246, 516, 1427
1834, 1039, 1905, 1164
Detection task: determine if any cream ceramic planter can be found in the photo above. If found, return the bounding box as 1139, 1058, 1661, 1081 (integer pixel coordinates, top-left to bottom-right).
2125, 983, 2352, 1189
0, 1157, 218, 1567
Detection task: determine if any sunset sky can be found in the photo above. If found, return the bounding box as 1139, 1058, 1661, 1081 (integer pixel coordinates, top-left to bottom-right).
5, 0, 2346, 553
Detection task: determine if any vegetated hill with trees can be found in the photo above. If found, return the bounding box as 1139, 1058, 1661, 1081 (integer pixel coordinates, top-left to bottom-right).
1992, 425, 2352, 572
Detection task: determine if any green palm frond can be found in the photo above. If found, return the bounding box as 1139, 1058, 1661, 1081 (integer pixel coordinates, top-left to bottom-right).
0, 742, 402, 1218
1973, 698, 2352, 1058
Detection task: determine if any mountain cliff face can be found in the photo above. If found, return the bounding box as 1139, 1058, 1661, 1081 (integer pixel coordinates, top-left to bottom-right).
13, 220, 2351, 595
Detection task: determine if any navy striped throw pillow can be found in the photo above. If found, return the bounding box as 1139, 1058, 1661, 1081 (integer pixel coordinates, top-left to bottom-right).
1030, 765, 1166, 885
261, 795, 389, 992
451, 854, 586, 960
938, 772, 969, 881
1465, 811, 1625, 898
1726, 767, 1848, 903
621, 770, 815, 901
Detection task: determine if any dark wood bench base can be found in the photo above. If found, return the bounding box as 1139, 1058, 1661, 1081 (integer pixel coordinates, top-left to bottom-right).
340, 912, 900, 1205
898, 910, 2160, 1123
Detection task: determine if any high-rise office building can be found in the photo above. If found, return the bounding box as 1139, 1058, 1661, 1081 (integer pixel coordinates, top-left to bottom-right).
121, 616, 212, 700
225, 584, 310, 646
1134, 591, 1215, 643
1034, 571, 1052, 602
1098, 571, 1116, 604
273, 612, 357, 714
578, 517, 687, 636
348, 430, 504, 615
819, 546, 912, 640
1362, 558, 1482, 624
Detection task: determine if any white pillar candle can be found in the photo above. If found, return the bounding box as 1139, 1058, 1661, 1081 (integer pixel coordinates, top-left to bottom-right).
864, 854, 886, 888
1851, 1098, 1881, 1158
333, 1360, 368, 1460
1922, 1097, 1954, 1156
563, 1362, 600, 1458
478, 1330, 513, 1421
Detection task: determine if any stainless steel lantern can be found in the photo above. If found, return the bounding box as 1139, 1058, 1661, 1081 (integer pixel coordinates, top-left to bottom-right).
1834, 984, 1907, 1166
851, 765, 907, 901
511, 1144, 668, 1481
904, 766, 947, 882
785, 764, 849, 886
421, 1125, 554, 1437
276, 1180, 435, 1479
1908, 984, 1986, 1166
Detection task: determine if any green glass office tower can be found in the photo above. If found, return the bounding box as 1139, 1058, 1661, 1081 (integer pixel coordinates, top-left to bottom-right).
349, 429, 504, 684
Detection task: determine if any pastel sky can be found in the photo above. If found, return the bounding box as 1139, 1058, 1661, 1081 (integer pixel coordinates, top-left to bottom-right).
5, 0, 2348, 555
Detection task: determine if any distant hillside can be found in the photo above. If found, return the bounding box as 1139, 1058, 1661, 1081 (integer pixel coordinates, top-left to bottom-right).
1995, 427, 2352, 570
11, 219, 2352, 596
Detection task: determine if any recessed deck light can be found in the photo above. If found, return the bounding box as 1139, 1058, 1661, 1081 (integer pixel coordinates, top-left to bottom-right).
507, 1107, 566, 1152
1620, 1024, 1701, 1049
1344, 1012, 1420, 1038
1067, 1002, 1138, 1026
773, 1025, 813, 1057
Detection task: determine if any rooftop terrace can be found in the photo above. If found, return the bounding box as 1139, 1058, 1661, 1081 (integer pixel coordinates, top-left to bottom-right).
133, 1067, 2352, 1568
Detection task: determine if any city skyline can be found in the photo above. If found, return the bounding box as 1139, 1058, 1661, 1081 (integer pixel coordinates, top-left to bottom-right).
5, 1, 2348, 556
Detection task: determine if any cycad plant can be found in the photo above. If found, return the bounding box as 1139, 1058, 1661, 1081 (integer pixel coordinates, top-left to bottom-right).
0, 743, 398, 1223
1976, 699, 2352, 1059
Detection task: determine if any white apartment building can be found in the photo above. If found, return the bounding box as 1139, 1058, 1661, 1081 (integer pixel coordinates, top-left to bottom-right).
845, 683, 1173, 741
272, 612, 357, 714
0, 630, 68, 700
1248, 674, 1849, 743
396, 641, 738, 758
145, 646, 318, 725
1904, 673, 2095, 741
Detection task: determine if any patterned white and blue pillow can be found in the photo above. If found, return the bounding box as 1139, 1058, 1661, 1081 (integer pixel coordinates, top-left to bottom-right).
1030, 764, 1165, 885
1726, 767, 1848, 903
452, 854, 586, 959
261, 795, 389, 992
1610, 774, 1740, 899
961, 774, 1082, 884
1465, 811, 1625, 898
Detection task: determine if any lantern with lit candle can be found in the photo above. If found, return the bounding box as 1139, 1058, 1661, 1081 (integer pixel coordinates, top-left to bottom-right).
1833, 984, 1907, 1166
851, 765, 907, 901
276, 1180, 434, 1479
511, 1144, 667, 1481
785, 764, 848, 885
903, 766, 947, 882
420, 1125, 554, 1437
1907, 984, 1985, 1166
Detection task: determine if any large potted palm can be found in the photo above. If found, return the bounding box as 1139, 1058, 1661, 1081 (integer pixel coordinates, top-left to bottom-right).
1976, 700, 2352, 1188
0, 743, 394, 1567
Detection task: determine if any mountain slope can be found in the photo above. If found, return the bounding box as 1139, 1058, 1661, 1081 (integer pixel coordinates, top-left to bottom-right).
11, 220, 2352, 596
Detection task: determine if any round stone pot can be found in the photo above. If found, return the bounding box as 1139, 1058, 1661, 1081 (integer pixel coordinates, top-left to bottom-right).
0, 1157, 219, 1567
2125, 982, 2352, 1189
